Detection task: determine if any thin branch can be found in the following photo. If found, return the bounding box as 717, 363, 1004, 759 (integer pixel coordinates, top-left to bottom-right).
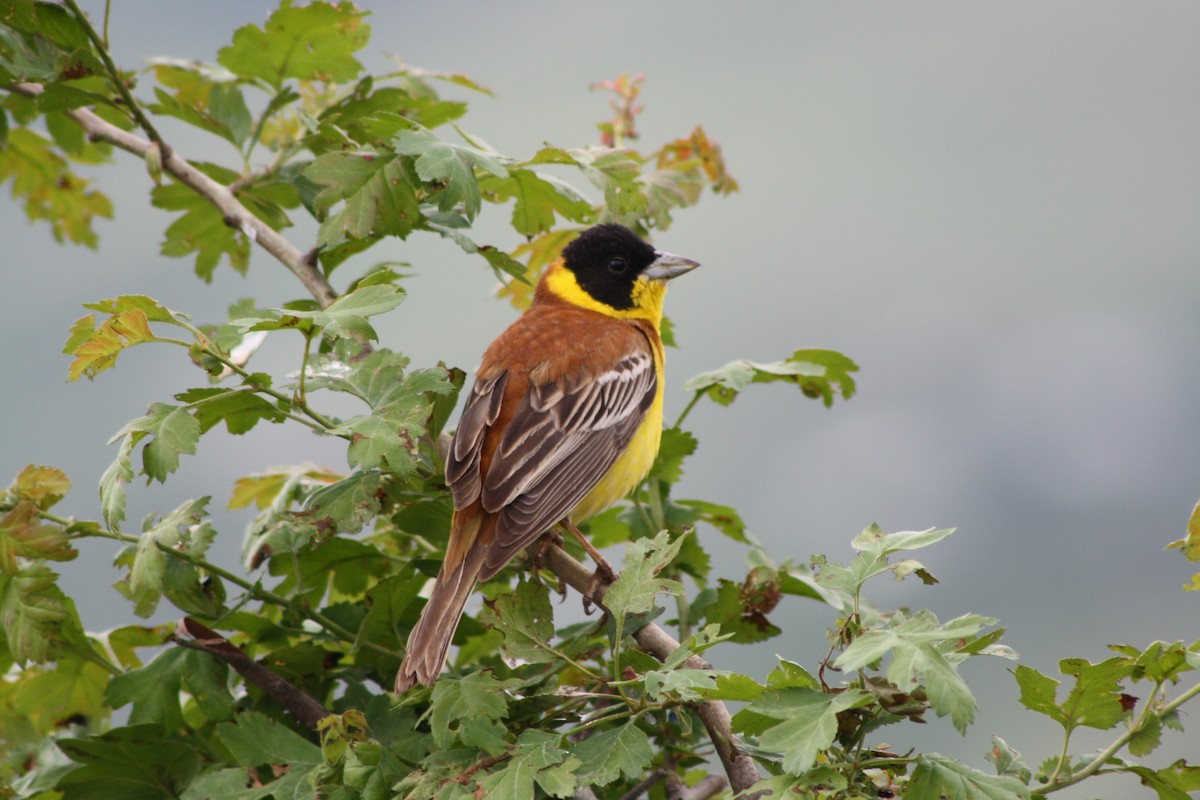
172, 617, 329, 729
618, 769, 666, 800
542, 545, 763, 795
3, 82, 339, 308
1035, 677, 1200, 794
62, 0, 168, 150
665, 773, 727, 800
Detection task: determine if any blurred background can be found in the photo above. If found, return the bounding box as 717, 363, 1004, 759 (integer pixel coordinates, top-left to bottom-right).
3, 2, 1198, 793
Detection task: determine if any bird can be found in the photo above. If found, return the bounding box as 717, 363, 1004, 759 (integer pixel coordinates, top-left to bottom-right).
395, 222, 699, 692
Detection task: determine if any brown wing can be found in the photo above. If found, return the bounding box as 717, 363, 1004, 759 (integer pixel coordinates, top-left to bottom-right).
480, 348, 657, 576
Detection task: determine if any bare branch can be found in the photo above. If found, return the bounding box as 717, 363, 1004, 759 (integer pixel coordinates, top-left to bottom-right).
171, 617, 330, 729
668, 773, 728, 800
618, 769, 666, 800
4, 82, 339, 308
542, 545, 763, 795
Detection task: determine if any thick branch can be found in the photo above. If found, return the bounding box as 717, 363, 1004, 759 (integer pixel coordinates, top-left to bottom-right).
4, 82, 338, 308
172, 617, 330, 729
542, 545, 762, 795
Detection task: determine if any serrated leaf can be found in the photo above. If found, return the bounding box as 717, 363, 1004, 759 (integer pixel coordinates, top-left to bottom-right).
100, 434, 135, 531
743, 688, 872, 775
476, 730, 578, 800
12, 464, 72, 509
573, 722, 653, 787
429, 671, 518, 751
302, 470, 382, 535
480, 168, 593, 236
685, 348, 859, 408
280, 283, 404, 341
175, 387, 286, 435
0, 129, 113, 247
104, 647, 231, 730
478, 579, 557, 665
851, 523, 956, 556
56, 724, 203, 800
1124, 761, 1200, 800
392, 124, 508, 220
305, 151, 420, 249
112, 403, 200, 483
426, 221, 527, 282
229, 465, 341, 511
604, 530, 687, 621
0, 564, 71, 664
216, 710, 322, 767
907, 754, 1030, 800
65, 308, 157, 381
0, 502, 76, 573
153, 168, 250, 279
217, 1, 369, 90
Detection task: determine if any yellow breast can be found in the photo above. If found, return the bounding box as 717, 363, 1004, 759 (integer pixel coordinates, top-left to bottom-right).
568, 349, 665, 524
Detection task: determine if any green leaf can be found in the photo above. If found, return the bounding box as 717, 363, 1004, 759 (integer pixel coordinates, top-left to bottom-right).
175, 387, 286, 435
281, 283, 404, 340
429, 671, 518, 751
426, 221, 527, 282
216, 710, 322, 767
701, 576, 781, 644
649, 427, 697, 485
604, 530, 687, 621
392, 124, 508, 220
1057, 656, 1134, 731
111, 403, 200, 483
217, 1, 370, 89
1124, 761, 1200, 800
304, 152, 420, 249
678, 498, 750, 544
0, 128, 113, 247
55, 724, 203, 800
479, 168, 593, 236
152, 166, 250, 279
104, 647, 231, 730
0, 564, 71, 664
906, 754, 1030, 800
573, 722, 653, 787
302, 469, 382, 536
478, 578, 557, 665
684, 348, 859, 408
739, 688, 871, 775
851, 523, 956, 556
478, 730, 579, 800
985, 736, 1032, 784
835, 612, 994, 733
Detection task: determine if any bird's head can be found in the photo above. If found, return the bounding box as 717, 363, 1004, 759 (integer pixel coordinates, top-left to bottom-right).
542, 223, 699, 324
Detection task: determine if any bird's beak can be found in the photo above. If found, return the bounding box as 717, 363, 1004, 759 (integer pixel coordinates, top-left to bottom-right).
644, 250, 700, 281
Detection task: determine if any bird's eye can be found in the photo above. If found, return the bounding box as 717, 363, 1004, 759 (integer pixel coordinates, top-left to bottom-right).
608, 257, 628, 274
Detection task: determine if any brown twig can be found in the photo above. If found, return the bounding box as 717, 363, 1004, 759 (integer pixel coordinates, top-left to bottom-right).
3, 82, 339, 308
665, 773, 728, 800
541, 545, 763, 795
171, 617, 330, 729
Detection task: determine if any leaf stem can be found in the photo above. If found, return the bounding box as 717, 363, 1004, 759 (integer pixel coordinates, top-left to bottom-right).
68, 522, 400, 660
1037, 678, 1200, 794
673, 392, 704, 430
62, 0, 168, 150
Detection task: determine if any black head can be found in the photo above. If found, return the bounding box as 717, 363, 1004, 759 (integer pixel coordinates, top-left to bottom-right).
560, 224, 660, 310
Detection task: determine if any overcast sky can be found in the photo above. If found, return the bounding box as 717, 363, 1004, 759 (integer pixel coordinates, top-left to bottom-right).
3, 3, 1199, 793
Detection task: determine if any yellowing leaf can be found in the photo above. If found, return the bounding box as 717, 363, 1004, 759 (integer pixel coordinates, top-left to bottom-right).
229, 466, 341, 510
66, 308, 157, 381
13, 464, 71, 509
0, 501, 77, 574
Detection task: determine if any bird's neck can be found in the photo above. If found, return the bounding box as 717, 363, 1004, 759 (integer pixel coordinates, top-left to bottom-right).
537, 261, 665, 327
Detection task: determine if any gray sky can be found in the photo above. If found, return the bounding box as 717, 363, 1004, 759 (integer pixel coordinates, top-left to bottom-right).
3, 2, 1199, 793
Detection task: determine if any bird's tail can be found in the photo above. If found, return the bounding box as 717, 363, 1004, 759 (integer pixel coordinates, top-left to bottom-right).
395, 518, 487, 692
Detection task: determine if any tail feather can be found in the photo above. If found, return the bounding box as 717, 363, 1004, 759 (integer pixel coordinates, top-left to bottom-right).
394, 543, 487, 692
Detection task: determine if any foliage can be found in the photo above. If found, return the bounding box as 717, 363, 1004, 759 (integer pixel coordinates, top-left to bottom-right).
2, 3, 1198, 799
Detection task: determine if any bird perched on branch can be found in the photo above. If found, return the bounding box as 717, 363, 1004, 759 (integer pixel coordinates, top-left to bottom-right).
395, 223, 699, 692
